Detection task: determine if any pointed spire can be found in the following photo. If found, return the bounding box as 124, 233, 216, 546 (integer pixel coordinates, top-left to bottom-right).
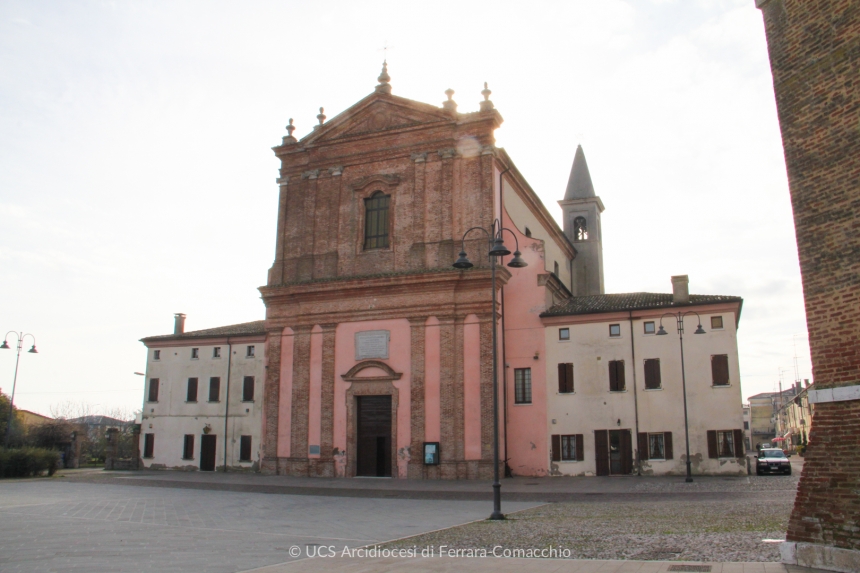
480, 82, 494, 112
375, 60, 392, 94
564, 145, 595, 200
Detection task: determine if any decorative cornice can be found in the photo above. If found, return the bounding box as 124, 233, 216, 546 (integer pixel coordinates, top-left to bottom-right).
437, 148, 457, 159
341, 360, 403, 382
411, 152, 428, 163
302, 169, 320, 180
349, 173, 401, 190
328, 166, 344, 177
276, 176, 290, 186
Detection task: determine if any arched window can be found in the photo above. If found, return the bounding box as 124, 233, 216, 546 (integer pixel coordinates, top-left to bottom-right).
573, 216, 588, 241
364, 191, 390, 249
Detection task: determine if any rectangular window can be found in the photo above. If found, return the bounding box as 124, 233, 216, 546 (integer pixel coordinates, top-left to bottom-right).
143, 433, 154, 458
191, 348, 199, 359
638, 431, 673, 461
608, 360, 626, 392
609, 324, 621, 337
707, 429, 744, 459
147, 379, 159, 402
559, 328, 570, 341
711, 354, 730, 386
209, 377, 220, 402
649, 433, 665, 459
551, 434, 584, 462
643, 321, 655, 334
153, 349, 161, 360
744, 421, 749, 430
557, 363, 574, 394
242, 376, 254, 402
186, 378, 198, 402
364, 192, 390, 249
239, 435, 252, 462
644, 359, 661, 390
711, 315, 724, 329
514, 368, 532, 404
213, 347, 221, 358
246, 345, 255, 358
182, 434, 194, 459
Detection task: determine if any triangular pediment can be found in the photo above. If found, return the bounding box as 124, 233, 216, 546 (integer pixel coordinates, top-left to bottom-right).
300, 94, 453, 145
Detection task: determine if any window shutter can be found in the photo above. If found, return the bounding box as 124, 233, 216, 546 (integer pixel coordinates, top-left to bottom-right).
609, 362, 618, 391
566, 363, 574, 393
664, 432, 673, 460
557, 363, 566, 394
638, 432, 649, 461
595, 430, 610, 476
243, 376, 254, 401
551, 435, 561, 462
617, 361, 626, 391
575, 434, 584, 461
707, 430, 718, 459
712, 355, 729, 385
187, 378, 198, 402
209, 377, 220, 402
733, 429, 745, 458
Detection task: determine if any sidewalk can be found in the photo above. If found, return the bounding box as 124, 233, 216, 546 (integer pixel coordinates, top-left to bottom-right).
58, 468, 799, 502
241, 556, 828, 573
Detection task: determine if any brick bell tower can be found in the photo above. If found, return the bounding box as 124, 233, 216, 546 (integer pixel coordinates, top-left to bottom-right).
757, 1, 860, 571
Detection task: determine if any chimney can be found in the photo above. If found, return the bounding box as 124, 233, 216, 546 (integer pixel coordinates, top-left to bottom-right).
671, 275, 690, 304
174, 313, 186, 335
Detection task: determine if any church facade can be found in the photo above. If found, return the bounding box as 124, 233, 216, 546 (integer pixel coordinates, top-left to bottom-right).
139, 64, 745, 478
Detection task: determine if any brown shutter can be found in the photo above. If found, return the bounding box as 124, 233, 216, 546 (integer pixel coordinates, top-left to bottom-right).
566, 363, 574, 393
595, 431, 610, 476
664, 432, 673, 460
608, 362, 618, 391
551, 434, 561, 462
707, 430, 718, 459
557, 364, 566, 393
618, 361, 626, 391
621, 430, 633, 474
575, 434, 584, 461
733, 429, 745, 458
638, 432, 649, 461
243, 376, 254, 401
653, 360, 661, 388
712, 355, 729, 385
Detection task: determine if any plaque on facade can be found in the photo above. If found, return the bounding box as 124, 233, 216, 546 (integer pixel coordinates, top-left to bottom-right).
355, 330, 389, 360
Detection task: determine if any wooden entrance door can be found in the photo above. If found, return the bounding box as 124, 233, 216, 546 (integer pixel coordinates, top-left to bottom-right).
595, 430, 609, 476
596, 430, 633, 475
356, 396, 392, 477
200, 434, 217, 471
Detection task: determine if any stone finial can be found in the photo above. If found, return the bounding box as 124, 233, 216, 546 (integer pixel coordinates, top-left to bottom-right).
375, 60, 392, 94
317, 107, 326, 125
282, 118, 297, 144
442, 88, 457, 113
480, 82, 494, 112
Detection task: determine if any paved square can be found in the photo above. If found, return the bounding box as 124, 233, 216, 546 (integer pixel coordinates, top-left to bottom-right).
0, 479, 540, 573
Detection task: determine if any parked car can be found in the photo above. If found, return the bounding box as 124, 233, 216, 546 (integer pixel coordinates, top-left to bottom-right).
756, 448, 792, 475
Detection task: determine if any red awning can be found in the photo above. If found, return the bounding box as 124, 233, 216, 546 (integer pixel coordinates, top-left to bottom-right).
772, 437, 785, 441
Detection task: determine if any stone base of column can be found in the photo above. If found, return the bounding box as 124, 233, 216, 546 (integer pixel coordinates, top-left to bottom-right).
781, 542, 860, 573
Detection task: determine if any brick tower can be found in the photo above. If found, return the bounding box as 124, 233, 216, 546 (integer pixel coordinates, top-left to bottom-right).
756, 1, 860, 571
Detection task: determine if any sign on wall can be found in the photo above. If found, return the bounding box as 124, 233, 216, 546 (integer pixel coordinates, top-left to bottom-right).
355, 330, 390, 360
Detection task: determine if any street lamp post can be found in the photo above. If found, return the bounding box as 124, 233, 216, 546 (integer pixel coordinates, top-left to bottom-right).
656, 312, 705, 483
1, 332, 38, 448
453, 219, 527, 521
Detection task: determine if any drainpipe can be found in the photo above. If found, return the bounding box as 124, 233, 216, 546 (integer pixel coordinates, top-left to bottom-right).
499, 165, 511, 477
629, 312, 641, 476
222, 338, 233, 472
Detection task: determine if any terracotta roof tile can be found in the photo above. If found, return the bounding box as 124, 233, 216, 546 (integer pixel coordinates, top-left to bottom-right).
541, 293, 743, 317
141, 320, 266, 342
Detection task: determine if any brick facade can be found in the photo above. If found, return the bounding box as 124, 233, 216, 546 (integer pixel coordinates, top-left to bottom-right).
758, 0, 860, 555
259, 70, 521, 479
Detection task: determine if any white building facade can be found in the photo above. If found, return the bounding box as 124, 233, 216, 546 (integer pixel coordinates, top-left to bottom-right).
540, 279, 746, 476
139, 314, 266, 471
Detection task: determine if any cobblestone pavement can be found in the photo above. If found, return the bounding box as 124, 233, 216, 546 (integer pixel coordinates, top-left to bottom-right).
381, 495, 795, 563
0, 479, 539, 573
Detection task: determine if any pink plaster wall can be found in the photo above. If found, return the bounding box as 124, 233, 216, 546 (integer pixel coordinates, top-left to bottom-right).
307, 325, 323, 459
501, 206, 550, 476
333, 319, 412, 477
424, 316, 441, 443
277, 327, 295, 458
463, 314, 482, 460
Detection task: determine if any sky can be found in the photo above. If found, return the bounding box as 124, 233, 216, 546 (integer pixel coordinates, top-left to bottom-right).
0, 0, 811, 417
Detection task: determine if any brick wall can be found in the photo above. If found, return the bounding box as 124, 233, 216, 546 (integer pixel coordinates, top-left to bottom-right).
758, 0, 860, 551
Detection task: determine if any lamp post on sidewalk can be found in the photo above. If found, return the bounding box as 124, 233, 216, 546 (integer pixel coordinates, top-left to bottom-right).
656, 312, 705, 483
1, 331, 39, 447
453, 219, 527, 520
